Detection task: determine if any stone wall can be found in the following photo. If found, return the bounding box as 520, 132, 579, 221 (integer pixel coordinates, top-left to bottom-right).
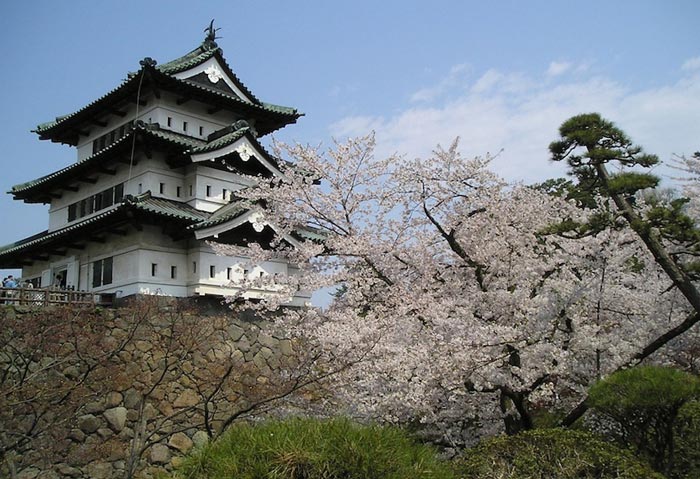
1, 299, 307, 479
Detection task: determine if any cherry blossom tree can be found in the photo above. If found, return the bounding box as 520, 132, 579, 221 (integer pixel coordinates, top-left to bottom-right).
214, 132, 691, 443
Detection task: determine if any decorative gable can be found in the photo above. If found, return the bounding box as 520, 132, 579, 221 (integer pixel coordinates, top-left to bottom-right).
173, 57, 254, 103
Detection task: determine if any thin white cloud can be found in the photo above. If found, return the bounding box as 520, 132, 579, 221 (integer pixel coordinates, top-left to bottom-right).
410, 63, 470, 103
546, 61, 572, 77
329, 60, 700, 185
471, 69, 503, 93
681, 56, 700, 71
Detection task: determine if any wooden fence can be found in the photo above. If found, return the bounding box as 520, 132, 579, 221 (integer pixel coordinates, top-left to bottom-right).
0, 287, 112, 307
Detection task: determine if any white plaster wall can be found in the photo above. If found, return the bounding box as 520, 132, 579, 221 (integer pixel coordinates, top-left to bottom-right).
189, 165, 253, 211
142, 93, 239, 139
17, 232, 310, 305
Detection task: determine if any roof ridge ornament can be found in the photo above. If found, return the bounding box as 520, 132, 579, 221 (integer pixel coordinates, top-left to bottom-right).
203, 19, 222, 50
139, 57, 157, 68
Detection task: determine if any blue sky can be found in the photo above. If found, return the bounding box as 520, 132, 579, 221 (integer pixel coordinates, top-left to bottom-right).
1, 0, 699, 283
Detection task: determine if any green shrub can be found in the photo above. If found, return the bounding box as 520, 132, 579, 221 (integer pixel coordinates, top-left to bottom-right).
587, 366, 700, 475
172, 417, 456, 479
454, 428, 664, 479
672, 400, 700, 479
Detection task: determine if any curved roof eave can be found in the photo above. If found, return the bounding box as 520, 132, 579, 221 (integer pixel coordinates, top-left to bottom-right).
11, 126, 204, 200
0, 194, 210, 261
34, 62, 302, 143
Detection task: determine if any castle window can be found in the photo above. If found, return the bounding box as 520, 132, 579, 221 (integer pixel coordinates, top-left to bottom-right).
92, 256, 113, 287
227, 267, 232, 280
209, 265, 216, 278
189, 184, 193, 196
138, 183, 143, 194
199, 126, 204, 136
167, 117, 172, 127
171, 266, 177, 279
114, 183, 124, 203
176, 186, 182, 197
222, 188, 228, 200
192, 261, 197, 273
66, 182, 124, 223
159, 182, 165, 194
206, 185, 212, 197
183, 121, 188, 132
68, 204, 77, 222
151, 263, 158, 277
93, 193, 103, 211
102, 188, 114, 208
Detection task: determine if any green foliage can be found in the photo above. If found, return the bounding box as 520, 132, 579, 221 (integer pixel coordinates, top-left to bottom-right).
455, 428, 664, 479
646, 198, 700, 245
532, 176, 598, 208
171, 417, 455, 479
673, 400, 700, 479
587, 366, 700, 475
539, 211, 617, 238
549, 113, 659, 190
588, 366, 699, 411
606, 172, 659, 195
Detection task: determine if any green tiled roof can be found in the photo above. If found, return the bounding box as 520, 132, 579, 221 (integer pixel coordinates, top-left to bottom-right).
33, 74, 139, 134
35, 66, 300, 142
0, 208, 120, 256
144, 127, 206, 149
176, 76, 299, 117
190, 127, 249, 154
157, 44, 219, 75
11, 125, 205, 196
190, 199, 250, 230
0, 194, 210, 258
260, 102, 299, 115
34, 37, 302, 142
158, 43, 264, 107
125, 193, 211, 222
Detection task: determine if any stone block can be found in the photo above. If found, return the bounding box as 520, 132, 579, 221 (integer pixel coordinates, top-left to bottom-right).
173, 389, 199, 408
258, 333, 279, 349
61, 365, 80, 380
105, 391, 123, 408
135, 340, 153, 352
78, 414, 101, 434
84, 461, 113, 479
55, 464, 81, 477
227, 324, 245, 341
192, 430, 210, 448
123, 388, 142, 409
150, 444, 171, 465
168, 432, 194, 453
68, 428, 86, 442
84, 400, 105, 414
279, 339, 294, 356
237, 335, 251, 352
103, 406, 127, 432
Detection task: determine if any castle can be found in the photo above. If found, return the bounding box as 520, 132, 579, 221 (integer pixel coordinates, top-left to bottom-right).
0, 24, 312, 306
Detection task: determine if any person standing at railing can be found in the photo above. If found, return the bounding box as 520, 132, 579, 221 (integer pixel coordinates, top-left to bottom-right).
3, 275, 18, 305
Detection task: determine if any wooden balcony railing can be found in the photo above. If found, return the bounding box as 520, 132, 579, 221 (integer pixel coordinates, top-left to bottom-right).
0, 287, 112, 307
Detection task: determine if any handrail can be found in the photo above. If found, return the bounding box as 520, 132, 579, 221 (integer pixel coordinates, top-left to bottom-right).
0, 287, 106, 307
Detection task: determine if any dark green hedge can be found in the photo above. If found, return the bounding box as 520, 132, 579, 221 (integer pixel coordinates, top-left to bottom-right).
454, 428, 664, 479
